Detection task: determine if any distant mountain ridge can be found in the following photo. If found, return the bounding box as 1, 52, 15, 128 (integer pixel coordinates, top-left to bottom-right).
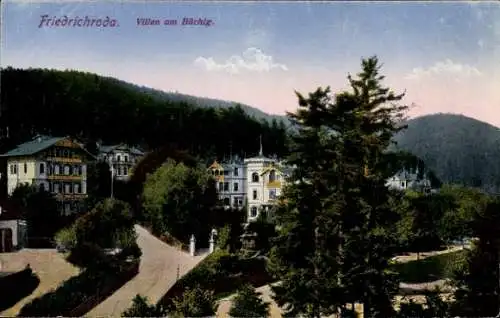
394, 113, 500, 192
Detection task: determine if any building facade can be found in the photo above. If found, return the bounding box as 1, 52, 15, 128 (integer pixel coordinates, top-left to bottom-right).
208, 157, 246, 210
98, 144, 145, 181
386, 167, 432, 193
0, 135, 94, 214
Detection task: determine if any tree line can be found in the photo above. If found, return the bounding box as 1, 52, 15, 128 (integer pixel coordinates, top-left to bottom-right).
0, 67, 289, 159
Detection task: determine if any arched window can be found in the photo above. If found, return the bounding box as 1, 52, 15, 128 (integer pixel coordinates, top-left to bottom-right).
252, 172, 259, 183
269, 170, 276, 182
54, 165, 60, 175
250, 206, 258, 217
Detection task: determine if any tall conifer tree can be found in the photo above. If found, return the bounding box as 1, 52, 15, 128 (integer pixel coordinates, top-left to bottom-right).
269, 56, 408, 317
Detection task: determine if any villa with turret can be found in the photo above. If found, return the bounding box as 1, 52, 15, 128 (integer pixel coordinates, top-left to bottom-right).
209, 141, 434, 222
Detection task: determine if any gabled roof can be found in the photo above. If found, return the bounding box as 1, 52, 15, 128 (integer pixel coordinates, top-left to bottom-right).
99, 144, 144, 156
208, 160, 224, 170
0, 135, 65, 157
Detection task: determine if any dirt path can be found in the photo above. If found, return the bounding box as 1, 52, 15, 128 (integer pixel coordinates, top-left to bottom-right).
0, 249, 80, 316
87, 225, 208, 317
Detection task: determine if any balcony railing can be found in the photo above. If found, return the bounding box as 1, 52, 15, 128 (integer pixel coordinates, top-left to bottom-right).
46, 157, 82, 163
47, 175, 84, 181
54, 193, 88, 201
266, 181, 281, 188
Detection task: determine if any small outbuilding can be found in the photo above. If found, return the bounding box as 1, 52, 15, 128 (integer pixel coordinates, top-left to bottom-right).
0, 200, 27, 253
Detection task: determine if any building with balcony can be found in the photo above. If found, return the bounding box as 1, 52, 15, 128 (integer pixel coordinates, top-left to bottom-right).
209, 138, 291, 222
0, 135, 95, 214
208, 157, 246, 210
98, 144, 145, 181
386, 167, 433, 194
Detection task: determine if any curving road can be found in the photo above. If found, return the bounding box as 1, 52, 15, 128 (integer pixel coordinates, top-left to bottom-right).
87, 225, 208, 317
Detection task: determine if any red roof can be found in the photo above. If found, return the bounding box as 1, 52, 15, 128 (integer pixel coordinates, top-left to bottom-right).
0, 200, 24, 221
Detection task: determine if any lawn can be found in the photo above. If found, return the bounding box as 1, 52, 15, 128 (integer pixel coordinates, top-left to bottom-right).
391, 250, 467, 284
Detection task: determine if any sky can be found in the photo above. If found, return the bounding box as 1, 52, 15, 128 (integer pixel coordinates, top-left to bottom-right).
2, 1, 500, 126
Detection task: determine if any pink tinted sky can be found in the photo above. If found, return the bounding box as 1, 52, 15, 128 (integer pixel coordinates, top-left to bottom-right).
2, 1, 500, 126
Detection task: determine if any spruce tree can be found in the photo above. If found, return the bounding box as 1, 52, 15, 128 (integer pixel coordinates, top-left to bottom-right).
269, 56, 407, 317
229, 284, 270, 317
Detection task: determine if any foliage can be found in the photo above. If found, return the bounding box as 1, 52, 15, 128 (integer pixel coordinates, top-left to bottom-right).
394, 113, 500, 192
269, 57, 407, 317
391, 250, 467, 283
171, 285, 216, 317
245, 212, 277, 254
54, 226, 77, 251
59, 198, 140, 268
395, 191, 450, 253
229, 284, 270, 318
142, 159, 218, 244
9, 184, 69, 247
448, 198, 500, 317
160, 250, 273, 309
122, 295, 167, 317
438, 184, 489, 244
0, 67, 289, 159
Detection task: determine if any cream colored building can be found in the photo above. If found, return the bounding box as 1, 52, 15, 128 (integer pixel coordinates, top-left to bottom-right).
0, 135, 95, 214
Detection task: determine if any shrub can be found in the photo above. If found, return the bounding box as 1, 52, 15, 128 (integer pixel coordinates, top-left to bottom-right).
229, 284, 269, 318
172, 285, 216, 317
122, 295, 167, 317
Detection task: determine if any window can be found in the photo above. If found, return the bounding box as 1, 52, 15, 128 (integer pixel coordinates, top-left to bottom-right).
233, 197, 239, 207
39, 184, 45, 192
9, 164, 17, 175
223, 182, 229, 191
124, 156, 129, 163
124, 167, 128, 175
252, 172, 259, 183
269, 170, 276, 182
233, 182, 239, 192
24, 163, 27, 174
401, 181, 405, 188
74, 183, 80, 194
250, 207, 258, 217
234, 167, 238, 176
117, 155, 121, 162
54, 183, 60, 193
253, 190, 258, 200
65, 183, 71, 194
223, 198, 230, 206
39, 163, 45, 174
269, 189, 277, 200
54, 165, 60, 175
78, 166, 83, 175
218, 182, 224, 192
223, 170, 229, 176
64, 165, 70, 175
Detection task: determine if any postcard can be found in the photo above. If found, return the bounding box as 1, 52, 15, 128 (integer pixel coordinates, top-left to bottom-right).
1, 1, 499, 318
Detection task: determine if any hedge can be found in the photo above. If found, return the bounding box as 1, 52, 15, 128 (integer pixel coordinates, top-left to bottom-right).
19, 260, 139, 317
0, 268, 40, 312
158, 250, 274, 309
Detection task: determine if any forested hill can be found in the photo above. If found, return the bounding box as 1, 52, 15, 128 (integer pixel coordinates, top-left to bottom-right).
118, 81, 289, 124
0, 67, 289, 159
394, 113, 500, 192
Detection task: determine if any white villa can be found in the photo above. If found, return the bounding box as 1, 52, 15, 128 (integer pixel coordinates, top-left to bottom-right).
386, 167, 432, 193
98, 144, 145, 181
208, 140, 290, 222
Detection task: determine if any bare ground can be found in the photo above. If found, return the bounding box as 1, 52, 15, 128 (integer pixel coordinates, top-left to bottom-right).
0, 249, 80, 317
